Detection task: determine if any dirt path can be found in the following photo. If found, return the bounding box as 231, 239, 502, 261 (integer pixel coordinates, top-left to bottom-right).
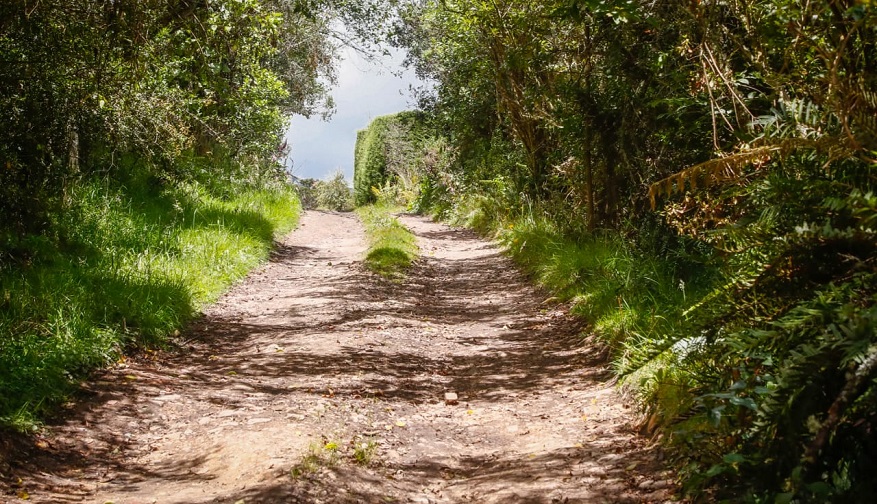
1, 211, 676, 504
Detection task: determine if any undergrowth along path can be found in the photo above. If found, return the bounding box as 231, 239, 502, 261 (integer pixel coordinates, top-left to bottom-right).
1, 211, 676, 503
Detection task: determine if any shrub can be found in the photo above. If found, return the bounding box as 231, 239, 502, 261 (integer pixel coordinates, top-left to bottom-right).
315, 171, 353, 211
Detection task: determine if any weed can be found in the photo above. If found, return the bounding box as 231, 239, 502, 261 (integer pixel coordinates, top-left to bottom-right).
291, 439, 342, 478
352, 437, 378, 466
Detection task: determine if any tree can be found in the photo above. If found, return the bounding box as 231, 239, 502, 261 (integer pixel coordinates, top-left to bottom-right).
0, 0, 391, 241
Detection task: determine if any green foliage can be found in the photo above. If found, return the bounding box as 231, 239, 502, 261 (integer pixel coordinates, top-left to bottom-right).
356, 204, 418, 279
315, 171, 354, 211
651, 170, 877, 501
354, 119, 388, 206
0, 0, 334, 237
395, 0, 877, 500
0, 165, 300, 429
353, 111, 428, 206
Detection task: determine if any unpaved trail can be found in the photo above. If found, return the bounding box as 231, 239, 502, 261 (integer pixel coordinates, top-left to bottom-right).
1, 211, 676, 503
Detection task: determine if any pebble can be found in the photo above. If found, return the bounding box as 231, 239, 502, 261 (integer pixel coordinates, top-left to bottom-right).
153, 394, 182, 402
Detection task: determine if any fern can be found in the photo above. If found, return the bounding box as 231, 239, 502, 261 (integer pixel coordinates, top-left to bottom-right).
649, 135, 857, 210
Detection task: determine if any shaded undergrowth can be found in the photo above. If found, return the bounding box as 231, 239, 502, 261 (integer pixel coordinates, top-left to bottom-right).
0, 174, 300, 429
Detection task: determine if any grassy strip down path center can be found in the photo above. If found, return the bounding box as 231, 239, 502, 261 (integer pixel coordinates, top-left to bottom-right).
356, 204, 418, 279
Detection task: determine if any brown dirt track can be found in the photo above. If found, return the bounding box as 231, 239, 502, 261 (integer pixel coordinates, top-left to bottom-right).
1, 211, 676, 504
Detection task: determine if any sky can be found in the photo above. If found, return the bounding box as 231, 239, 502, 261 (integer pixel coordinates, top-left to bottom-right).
284, 46, 423, 182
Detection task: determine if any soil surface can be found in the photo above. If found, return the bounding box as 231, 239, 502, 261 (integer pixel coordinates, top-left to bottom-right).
1, 211, 676, 503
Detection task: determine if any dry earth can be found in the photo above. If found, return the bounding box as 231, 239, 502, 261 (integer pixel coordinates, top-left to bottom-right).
1, 211, 677, 504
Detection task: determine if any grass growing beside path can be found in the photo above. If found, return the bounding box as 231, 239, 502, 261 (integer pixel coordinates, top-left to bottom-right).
445, 200, 712, 387
356, 204, 418, 279
0, 176, 300, 430
493, 216, 694, 352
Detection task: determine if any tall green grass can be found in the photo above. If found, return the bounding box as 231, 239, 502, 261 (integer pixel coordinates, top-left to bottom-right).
356, 204, 418, 279
0, 175, 299, 429
491, 215, 689, 348
443, 195, 715, 410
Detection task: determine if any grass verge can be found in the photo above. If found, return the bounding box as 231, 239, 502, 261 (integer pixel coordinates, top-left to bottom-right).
0, 175, 300, 429
444, 197, 713, 391
356, 204, 418, 279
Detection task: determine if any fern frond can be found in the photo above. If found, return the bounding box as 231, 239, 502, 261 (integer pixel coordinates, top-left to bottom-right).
848, 79, 877, 151
649, 135, 857, 210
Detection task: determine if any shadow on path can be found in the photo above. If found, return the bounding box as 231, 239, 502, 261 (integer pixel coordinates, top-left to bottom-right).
0, 213, 672, 504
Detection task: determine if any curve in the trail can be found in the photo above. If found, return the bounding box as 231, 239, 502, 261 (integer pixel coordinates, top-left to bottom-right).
2, 211, 675, 504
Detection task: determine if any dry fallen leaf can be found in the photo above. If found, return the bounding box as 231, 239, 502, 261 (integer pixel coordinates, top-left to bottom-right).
395, 420, 407, 427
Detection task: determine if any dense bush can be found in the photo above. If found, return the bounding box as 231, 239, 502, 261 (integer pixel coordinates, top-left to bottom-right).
353, 111, 429, 206
0, 0, 335, 239
354, 117, 392, 206
316, 171, 354, 211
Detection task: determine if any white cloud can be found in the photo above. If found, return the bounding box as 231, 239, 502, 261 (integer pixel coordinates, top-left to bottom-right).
285, 46, 422, 182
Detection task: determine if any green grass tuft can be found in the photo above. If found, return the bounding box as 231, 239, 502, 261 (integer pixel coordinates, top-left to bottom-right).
356, 204, 418, 279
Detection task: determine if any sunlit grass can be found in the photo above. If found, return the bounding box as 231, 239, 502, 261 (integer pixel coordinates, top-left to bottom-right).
446, 202, 709, 371
0, 176, 300, 429
356, 204, 418, 279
